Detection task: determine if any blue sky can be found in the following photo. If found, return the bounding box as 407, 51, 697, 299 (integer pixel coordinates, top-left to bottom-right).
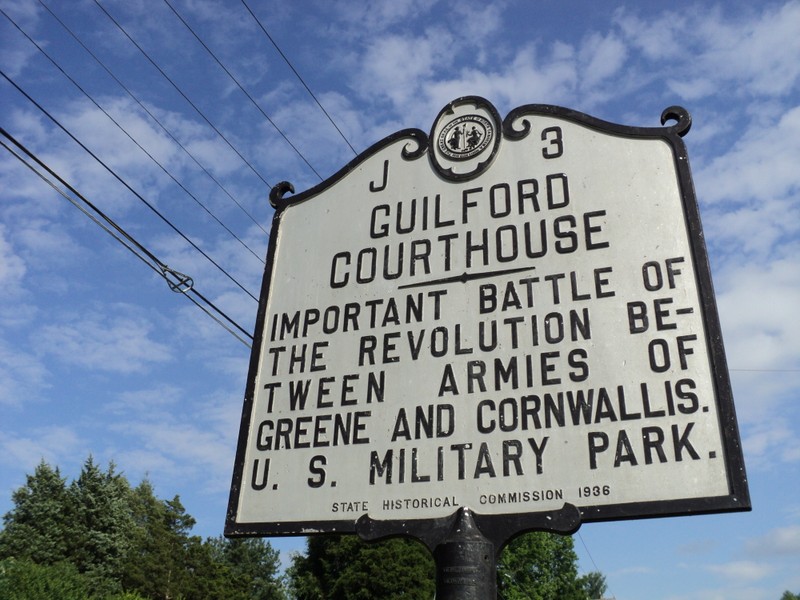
1, 0, 799, 598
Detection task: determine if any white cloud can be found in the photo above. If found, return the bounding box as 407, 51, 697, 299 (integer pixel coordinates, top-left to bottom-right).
99, 384, 242, 494
698, 105, 800, 209
6, 93, 264, 227
616, 2, 800, 100
717, 256, 800, 372
0, 224, 26, 290
742, 417, 800, 468
359, 28, 457, 110
111, 414, 234, 493
331, 0, 438, 34
425, 44, 578, 117
449, 1, 505, 52
0, 341, 48, 407
105, 384, 184, 416
60, 96, 177, 191
579, 32, 627, 90
613, 565, 656, 576
613, 7, 686, 61
0, 0, 42, 77
36, 309, 172, 374
705, 560, 775, 582
695, 1, 800, 97
714, 255, 800, 466
745, 525, 800, 557
0, 425, 83, 471
666, 78, 719, 102
14, 218, 84, 276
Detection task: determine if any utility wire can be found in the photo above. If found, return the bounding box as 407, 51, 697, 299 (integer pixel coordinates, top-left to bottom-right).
1, 69, 259, 302
163, 0, 323, 181
577, 532, 616, 600
1, 130, 253, 347
92, 0, 273, 190
1, 7, 265, 265
730, 368, 800, 372
241, 0, 358, 157
36, 0, 270, 238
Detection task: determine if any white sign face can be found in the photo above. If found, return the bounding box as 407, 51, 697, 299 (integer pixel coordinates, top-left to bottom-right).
227, 98, 749, 536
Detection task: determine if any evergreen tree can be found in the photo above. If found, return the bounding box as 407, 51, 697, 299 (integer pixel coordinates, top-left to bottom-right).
0, 461, 70, 564
0, 458, 313, 599
121, 481, 196, 599
180, 535, 233, 600
207, 536, 286, 600
65, 457, 134, 597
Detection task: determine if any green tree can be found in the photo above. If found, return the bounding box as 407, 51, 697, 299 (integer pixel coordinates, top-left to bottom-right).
781, 592, 800, 600
0, 457, 297, 600
287, 535, 435, 600
497, 532, 587, 600
579, 571, 607, 599
65, 457, 134, 597
123, 502, 286, 600
180, 535, 234, 600
287, 531, 595, 600
0, 557, 89, 600
207, 536, 286, 600
121, 480, 197, 599
0, 461, 70, 564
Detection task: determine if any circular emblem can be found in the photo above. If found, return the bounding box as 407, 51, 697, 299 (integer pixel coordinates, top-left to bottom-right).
437, 114, 494, 161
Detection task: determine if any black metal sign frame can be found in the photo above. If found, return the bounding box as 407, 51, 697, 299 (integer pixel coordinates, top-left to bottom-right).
226, 98, 750, 546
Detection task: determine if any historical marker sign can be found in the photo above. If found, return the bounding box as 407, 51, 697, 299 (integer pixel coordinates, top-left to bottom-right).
226, 98, 749, 538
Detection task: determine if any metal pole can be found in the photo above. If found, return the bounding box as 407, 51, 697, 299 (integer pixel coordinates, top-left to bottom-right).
433, 507, 496, 600
357, 503, 581, 599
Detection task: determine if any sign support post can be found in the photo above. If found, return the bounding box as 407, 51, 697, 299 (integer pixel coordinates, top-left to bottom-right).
433, 508, 497, 600
356, 503, 582, 599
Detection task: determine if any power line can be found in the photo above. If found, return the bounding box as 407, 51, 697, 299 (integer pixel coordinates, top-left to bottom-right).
577, 532, 617, 600
241, 0, 358, 157
1, 129, 253, 347
1, 69, 259, 302
36, 0, 270, 238
91, 0, 273, 190
163, 0, 323, 181
730, 368, 800, 373
1, 6, 265, 266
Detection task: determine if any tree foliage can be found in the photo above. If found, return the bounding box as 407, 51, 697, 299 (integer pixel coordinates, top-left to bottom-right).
497, 532, 587, 600
0, 558, 89, 600
579, 570, 608, 599
121, 480, 199, 599
207, 536, 285, 600
0, 461, 69, 565
781, 592, 800, 600
0, 457, 286, 600
287, 530, 597, 600
2, 459, 604, 599
65, 457, 134, 596
287, 535, 435, 600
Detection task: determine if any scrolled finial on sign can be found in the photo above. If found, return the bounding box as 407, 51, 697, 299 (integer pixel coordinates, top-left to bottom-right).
269, 181, 295, 208
502, 105, 539, 141
400, 129, 429, 161
661, 106, 692, 137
